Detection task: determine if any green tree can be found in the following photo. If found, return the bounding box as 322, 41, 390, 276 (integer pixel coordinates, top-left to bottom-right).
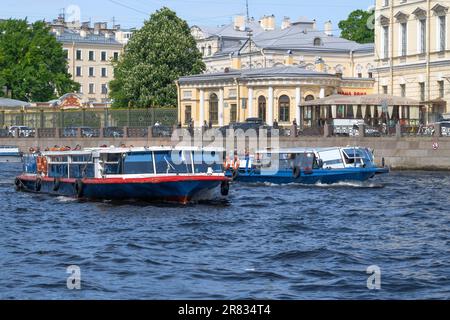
338, 9, 375, 44
0, 19, 79, 102
110, 7, 205, 108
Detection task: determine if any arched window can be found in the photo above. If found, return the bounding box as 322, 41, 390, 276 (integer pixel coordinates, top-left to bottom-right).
258, 96, 266, 122
209, 93, 218, 125
278, 95, 290, 122
314, 37, 322, 46
207, 45, 212, 56
305, 95, 315, 101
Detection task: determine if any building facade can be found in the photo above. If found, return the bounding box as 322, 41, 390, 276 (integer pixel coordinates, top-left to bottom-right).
48, 16, 132, 104
192, 15, 375, 79
374, 0, 450, 122
177, 66, 374, 128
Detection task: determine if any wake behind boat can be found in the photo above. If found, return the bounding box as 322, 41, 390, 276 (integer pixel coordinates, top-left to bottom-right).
15, 146, 230, 204
226, 147, 389, 185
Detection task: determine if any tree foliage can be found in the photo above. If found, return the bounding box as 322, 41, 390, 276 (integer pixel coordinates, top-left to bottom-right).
338, 9, 375, 44
0, 19, 79, 102
110, 7, 205, 108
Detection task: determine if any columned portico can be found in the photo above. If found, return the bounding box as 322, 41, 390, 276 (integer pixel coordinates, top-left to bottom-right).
320, 87, 326, 99
295, 87, 301, 123
268, 86, 274, 126
199, 89, 205, 127
219, 88, 224, 126
248, 87, 254, 118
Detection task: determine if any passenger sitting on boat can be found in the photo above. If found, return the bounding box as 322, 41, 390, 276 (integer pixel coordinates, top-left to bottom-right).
50, 145, 60, 151
223, 155, 231, 170
232, 153, 240, 170
74, 145, 82, 151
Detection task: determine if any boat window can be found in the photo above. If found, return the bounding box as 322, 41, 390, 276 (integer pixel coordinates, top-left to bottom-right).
279, 153, 295, 170
49, 164, 68, 178
193, 151, 222, 173
123, 152, 154, 175
50, 156, 68, 163
23, 155, 37, 174
154, 151, 192, 175
294, 153, 314, 169
107, 153, 121, 162
343, 148, 368, 165
71, 155, 92, 163
69, 164, 95, 178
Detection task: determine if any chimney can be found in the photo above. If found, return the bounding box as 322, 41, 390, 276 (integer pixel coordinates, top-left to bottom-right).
281, 17, 291, 30
324, 20, 333, 36
80, 29, 87, 38
284, 50, 294, 65
234, 15, 246, 31
312, 19, 317, 30
231, 52, 242, 69
260, 15, 275, 31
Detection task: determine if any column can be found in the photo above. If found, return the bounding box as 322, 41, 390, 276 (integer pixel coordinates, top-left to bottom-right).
248, 87, 254, 119
268, 86, 274, 126
295, 87, 301, 123
199, 89, 205, 127
319, 87, 325, 99
219, 88, 224, 127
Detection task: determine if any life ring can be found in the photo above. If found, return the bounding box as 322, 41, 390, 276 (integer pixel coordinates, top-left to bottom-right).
293, 166, 301, 179
75, 179, 84, 198
35, 178, 42, 192
231, 169, 239, 181
220, 181, 230, 196
14, 178, 23, 191
53, 178, 61, 192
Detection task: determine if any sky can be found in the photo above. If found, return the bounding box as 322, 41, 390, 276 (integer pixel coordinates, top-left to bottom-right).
0, 0, 374, 32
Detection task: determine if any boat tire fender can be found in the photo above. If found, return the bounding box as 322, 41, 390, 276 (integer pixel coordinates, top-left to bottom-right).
35, 178, 42, 192
53, 178, 61, 192
221, 181, 230, 196
14, 178, 23, 191
293, 166, 301, 179
231, 169, 239, 181
75, 179, 84, 198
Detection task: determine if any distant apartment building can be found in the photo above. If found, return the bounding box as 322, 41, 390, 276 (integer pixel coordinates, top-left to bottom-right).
374, 0, 450, 122
48, 15, 135, 104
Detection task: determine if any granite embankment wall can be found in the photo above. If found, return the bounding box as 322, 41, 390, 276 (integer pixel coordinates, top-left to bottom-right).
2, 136, 449, 170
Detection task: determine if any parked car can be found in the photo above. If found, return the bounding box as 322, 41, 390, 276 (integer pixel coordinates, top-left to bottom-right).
104, 127, 124, 138
8, 126, 35, 137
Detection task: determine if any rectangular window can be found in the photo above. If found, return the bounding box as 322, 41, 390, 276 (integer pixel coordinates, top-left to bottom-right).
89, 50, 95, 61
113, 52, 119, 61
183, 91, 192, 99
63, 49, 69, 59
420, 19, 426, 54
438, 80, 444, 98
184, 105, 192, 124
400, 84, 406, 97
101, 84, 108, 95
383, 26, 389, 58
76, 50, 82, 60
440, 16, 446, 52
101, 67, 107, 77
420, 82, 425, 101
89, 67, 94, 77
368, 72, 373, 78
76, 66, 82, 77
123, 153, 154, 175
382, 86, 388, 94
101, 51, 107, 61
358, 73, 362, 78
401, 22, 407, 56
89, 83, 95, 94
230, 104, 237, 123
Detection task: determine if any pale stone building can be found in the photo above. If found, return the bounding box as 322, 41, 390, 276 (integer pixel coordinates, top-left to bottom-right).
191, 15, 375, 79
48, 16, 132, 104
373, 0, 450, 122
177, 66, 374, 128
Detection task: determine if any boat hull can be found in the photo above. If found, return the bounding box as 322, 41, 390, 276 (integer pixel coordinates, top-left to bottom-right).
227, 167, 389, 185
16, 175, 228, 204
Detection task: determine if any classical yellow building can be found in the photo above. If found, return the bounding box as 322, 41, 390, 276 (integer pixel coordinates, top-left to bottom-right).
177, 65, 374, 127
374, 0, 450, 122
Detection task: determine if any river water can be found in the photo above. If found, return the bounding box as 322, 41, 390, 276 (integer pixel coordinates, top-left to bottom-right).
0, 162, 449, 299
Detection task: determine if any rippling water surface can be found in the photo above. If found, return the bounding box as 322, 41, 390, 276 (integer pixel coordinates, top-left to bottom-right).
1, 163, 449, 299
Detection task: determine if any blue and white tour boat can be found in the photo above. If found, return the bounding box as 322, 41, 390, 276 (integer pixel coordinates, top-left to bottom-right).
226, 147, 389, 185
15, 146, 230, 204
0, 146, 22, 163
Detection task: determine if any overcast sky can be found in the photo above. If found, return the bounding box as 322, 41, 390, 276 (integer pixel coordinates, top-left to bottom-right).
0, 0, 374, 32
